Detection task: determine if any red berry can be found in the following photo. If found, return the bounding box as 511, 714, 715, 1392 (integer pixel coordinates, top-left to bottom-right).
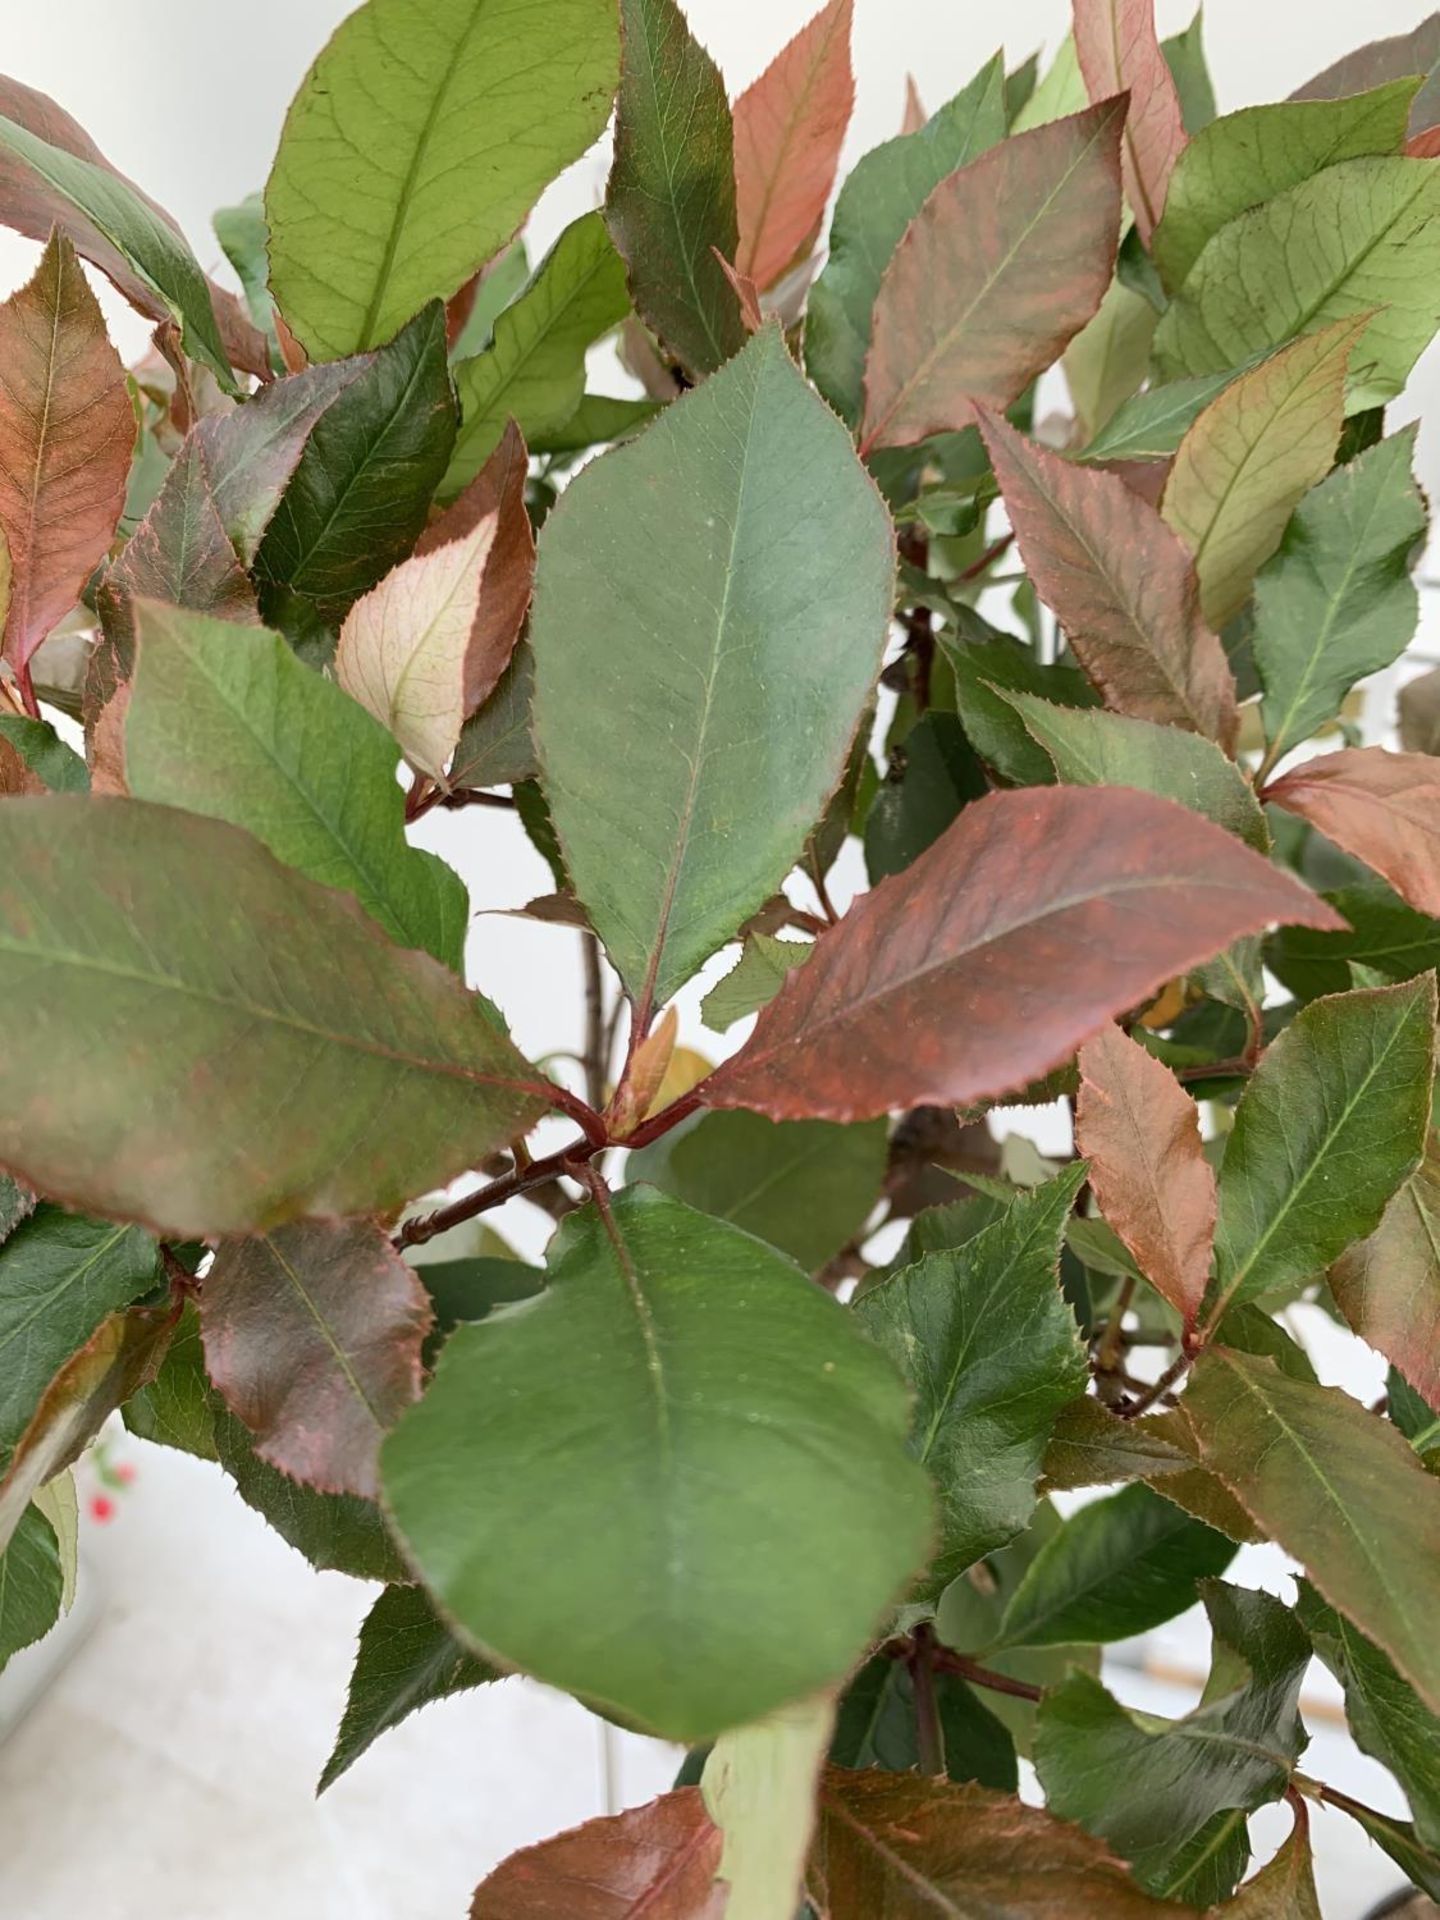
89, 1494, 116, 1523
115, 1462, 137, 1485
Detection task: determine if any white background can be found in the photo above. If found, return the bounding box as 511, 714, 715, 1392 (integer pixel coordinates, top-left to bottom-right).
0, 6, 1436, 1916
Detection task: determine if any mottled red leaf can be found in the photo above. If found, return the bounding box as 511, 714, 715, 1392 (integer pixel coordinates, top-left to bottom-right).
704, 787, 1340, 1124
1073, 0, 1187, 242
417, 418, 535, 719
469, 1788, 726, 1919
859, 100, 1124, 453
977, 408, 1237, 746
1226, 1804, 1320, 1919
1077, 1022, 1216, 1327
99, 438, 259, 649
1332, 1128, 1440, 1412
1265, 747, 1440, 917
0, 74, 267, 380
809, 1771, 1201, 1917
201, 1220, 433, 1501
0, 231, 131, 680
732, 0, 854, 291
713, 249, 764, 332
1407, 124, 1440, 158
0, 735, 42, 796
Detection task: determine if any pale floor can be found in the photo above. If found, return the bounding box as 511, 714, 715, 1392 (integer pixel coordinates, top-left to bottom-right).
0, 1430, 1422, 1919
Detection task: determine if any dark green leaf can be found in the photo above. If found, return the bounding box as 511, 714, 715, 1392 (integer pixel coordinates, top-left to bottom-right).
447, 214, 630, 499
1208, 977, 1435, 1323
531, 325, 893, 1011
0, 798, 551, 1236
1295, 1580, 1440, 1848
854, 1169, 1089, 1594
382, 1187, 931, 1742
1139, 1810, 1251, 1907
1036, 1581, 1308, 1873
125, 602, 469, 970
864, 712, 988, 880
215, 1407, 408, 1583
0, 1206, 159, 1461
627, 1110, 886, 1270
604, 0, 746, 377
265, 0, 618, 360
805, 55, 1008, 424
1184, 1346, 1440, 1715
988, 1484, 1234, 1652
1266, 881, 1440, 1001
448, 645, 539, 791
0, 1503, 61, 1675
1154, 82, 1419, 290
829, 1652, 1018, 1790
319, 1582, 501, 1791
527, 392, 660, 458
1256, 428, 1427, 764
0, 716, 87, 793
941, 624, 1101, 786
255, 303, 456, 626
1337, 1802, 1440, 1901
993, 690, 1268, 849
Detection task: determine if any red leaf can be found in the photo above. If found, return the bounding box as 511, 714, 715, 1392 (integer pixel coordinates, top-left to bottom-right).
977, 408, 1237, 747
1332, 1128, 1440, 1423
0, 75, 268, 380
201, 1219, 433, 1500
901, 75, 927, 136
810, 1770, 1202, 1916
418, 418, 535, 718
1073, 0, 1187, 243
0, 736, 43, 796
1407, 125, 1440, 158
1265, 747, 1440, 917
732, 0, 855, 291
713, 249, 764, 332
469, 1789, 726, 1919
1077, 1022, 1216, 1327
704, 786, 1341, 1124
859, 100, 1124, 453
0, 231, 132, 678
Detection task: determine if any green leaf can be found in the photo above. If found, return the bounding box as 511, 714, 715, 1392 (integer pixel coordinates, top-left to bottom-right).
992, 690, 1268, 849
1014, 35, 1087, 134
701, 1692, 834, 1920
125, 603, 468, 971
265, 0, 618, 360
604, 0, 746, 378
988, 1484, 1234, 1652
215, 1406, 408, 1583
0, 1503, 61, 1675
829, 1652, 1018, 1790
531, 325, 893, 1012
805, 55, 1008, 424
1080, 367, 1239, 461
446, 213, 630, 500
0, 1177, 34, 1245
0, 111, 236, 391
1295, 1580, 1440, 1848
254, 303, 457, 628
0, 798, 551, 1236
0, 1206, 159, 1461
1337, 1801, 1440, 1902
213, 192, 277, 344
1162, 315, 1364, 629
319, 1582, 501, 1792
1142, 1810, 1252, 1908
1036, 1581, 1308, 1872
864, 712, 988, 881
528, 392, 659, 457
1183, 1346, 1440, 1715
1266, 881, 1440, 1002
448, 240, 528, 360
1161, 11, 1217, 135
1208, 977, 1435, 1324
0, 715, 87, 793
1154, 156, 1440, 410
627, 1111, 886, 1271
701, 933, 812, 1035
853, 1169, 1088, 1594
381, 1186, 932, 1743
1256, 428, 1427, 764
122, 1301, 218, 1462
1063, 277, 1158, 442
1154, 81, 1420, 291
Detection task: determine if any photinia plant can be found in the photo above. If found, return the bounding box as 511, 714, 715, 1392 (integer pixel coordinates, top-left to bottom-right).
2, 0, 1440, 1910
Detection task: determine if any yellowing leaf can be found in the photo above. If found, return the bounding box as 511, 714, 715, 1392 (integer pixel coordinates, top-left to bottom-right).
336, 514, 498, 780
